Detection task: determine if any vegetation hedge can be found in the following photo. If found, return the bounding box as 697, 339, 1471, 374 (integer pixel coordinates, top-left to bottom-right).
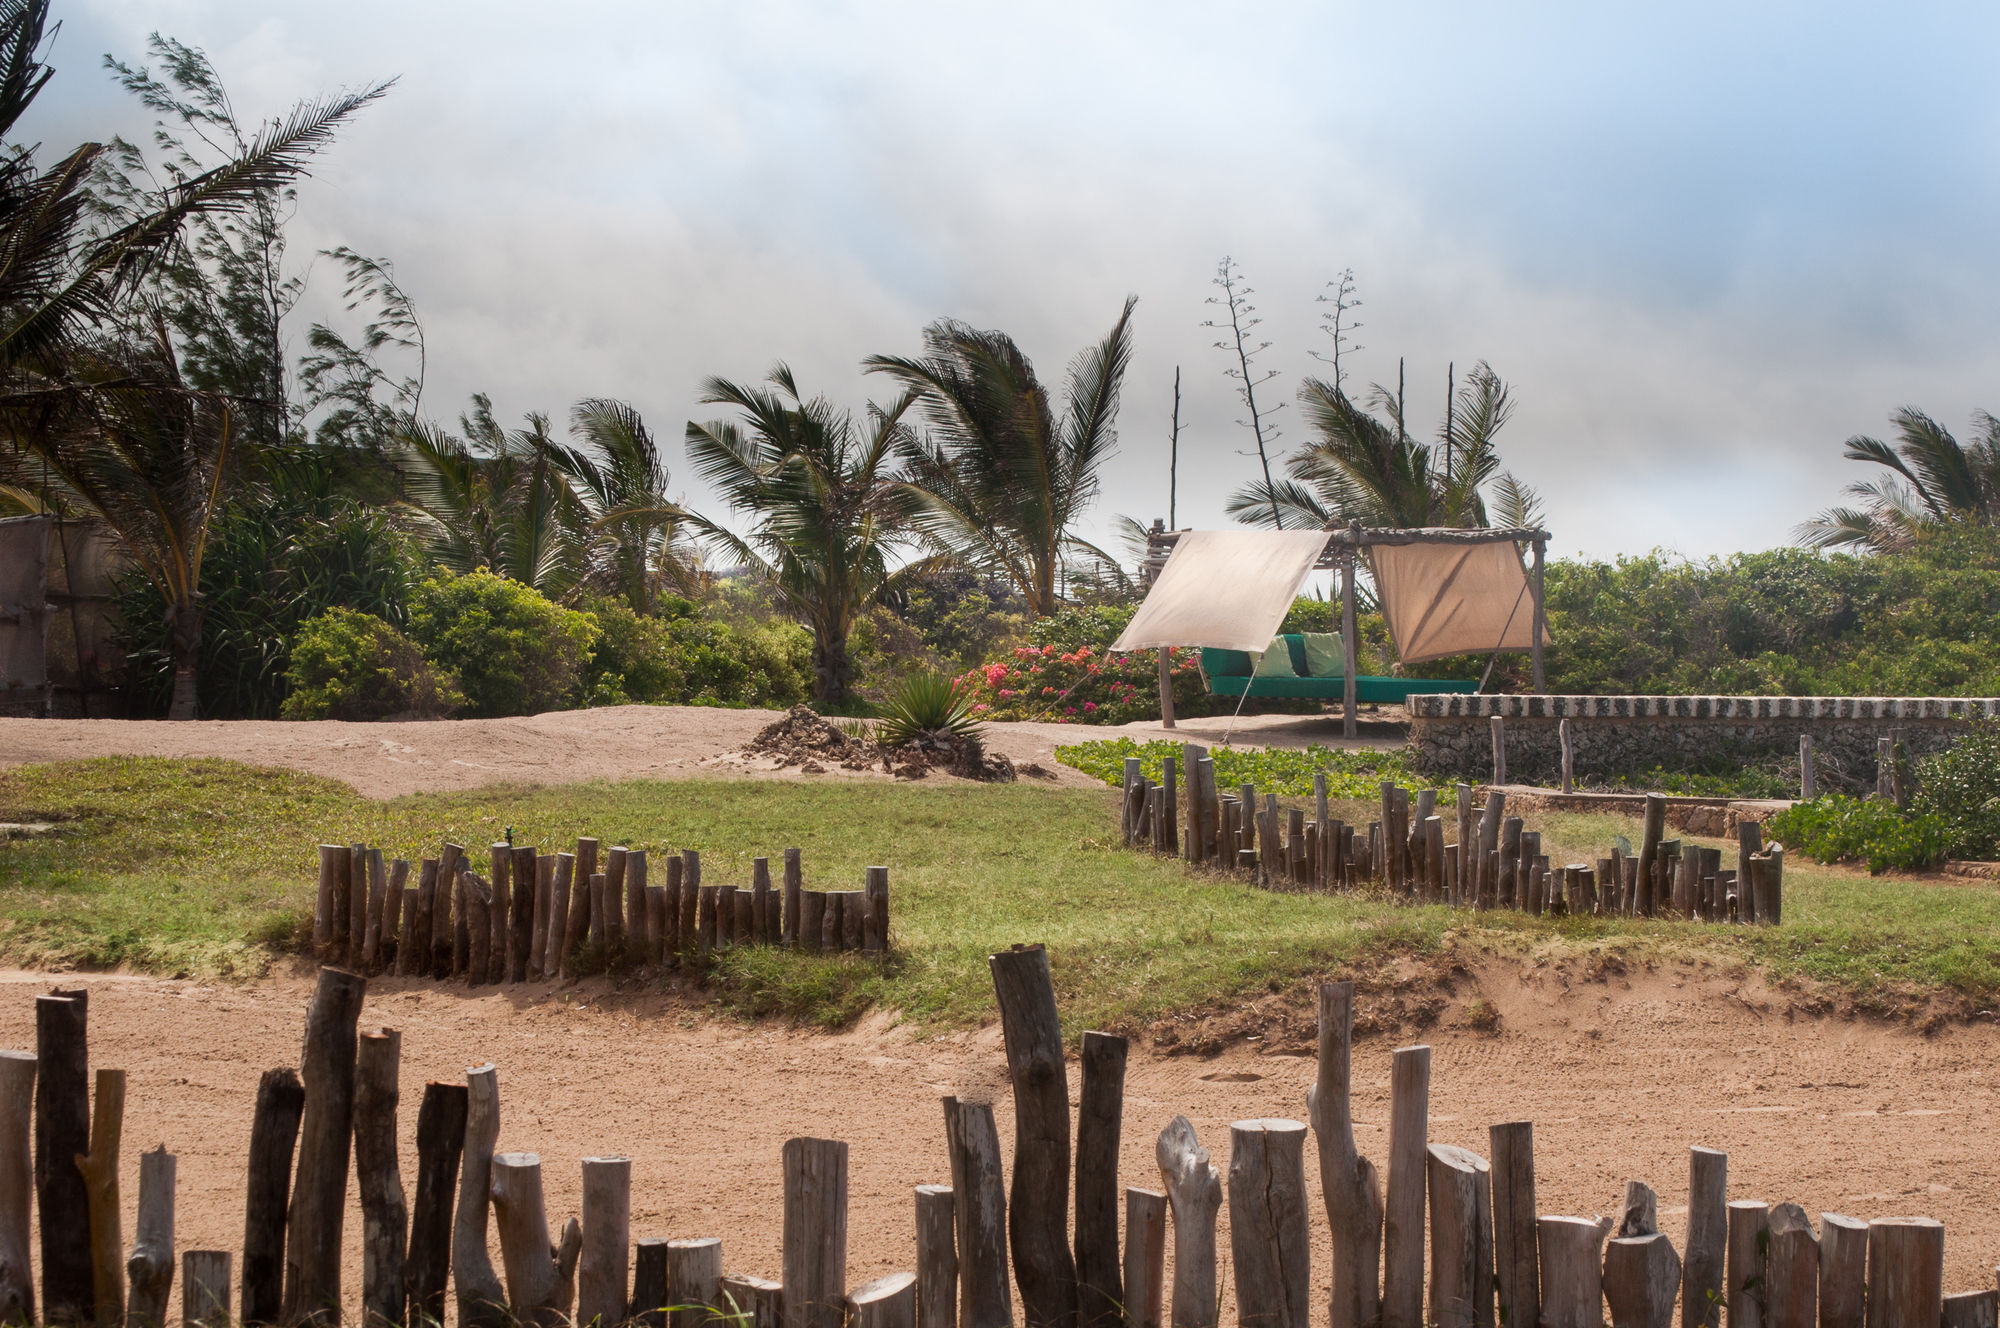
281, 608, 465, 721
408, 570, 600, 718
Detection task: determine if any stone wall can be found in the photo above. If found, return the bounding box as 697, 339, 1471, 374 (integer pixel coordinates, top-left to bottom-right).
1407, 694, 2000, 787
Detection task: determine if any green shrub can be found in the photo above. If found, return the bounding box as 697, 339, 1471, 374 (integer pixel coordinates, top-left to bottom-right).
583, 597, 810, 708
877, 669, 981, 746
1768, 794, 1952, 873
1056, 736, 1441, 801
408, 570, 599, 718
280, 609, 464, 721
1027, 604, 1136, 651
1914, 719, 2000, 860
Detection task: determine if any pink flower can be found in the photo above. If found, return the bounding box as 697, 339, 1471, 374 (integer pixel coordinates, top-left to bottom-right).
984, 663, 1009, 686
1083, 701, 1097, 712
973, 703, 989, 712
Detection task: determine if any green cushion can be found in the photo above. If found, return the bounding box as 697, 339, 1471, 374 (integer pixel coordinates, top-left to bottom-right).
1301, 632, 1344, 678
1251, 637, 1297, 679
1201, 647, 1254, 678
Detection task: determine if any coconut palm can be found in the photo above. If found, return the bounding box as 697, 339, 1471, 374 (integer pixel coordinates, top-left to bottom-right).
864, 297, 1137, 616
683, 366, 920, 703
566, 397, 701, 613
1797, 407, 2000, 553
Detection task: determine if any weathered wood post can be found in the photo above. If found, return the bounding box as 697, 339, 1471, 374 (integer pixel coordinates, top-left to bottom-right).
181, 1252, 230, 1328
1122, 758, 1143, 847
915, 1185, 957, 1328
76, 1067, 124, 1328
1490, 716, 1506, 786
1383, 1045, 1431, 1328
315, 844, 344, 957
1818, 1214, 1868, 1328
1475, 793, 1503, 909
1228, 1120, 1311, 1328
1727, 1200, 1768, 1328
1799, 734, 1815, 800
355, 1030, 407, 1328
782, 1138, 848, 1328
1864, 1218, 1943, 1328
1736, 821, 1763, 925
486, 844, 510, 984
1940, 1293, 1998, 1328
1488, 1123, 1537, 1328
1426, 1144, 1492, 1328
943, 1099, 1009, 1328
239, 1067, 303, 1327
464, 873, 492, 985
988, 945, 1078, 1328
1155, 1117, 1219, 1328
285, 967, 365, 1328
0, 1049, 32, 1327
1559, 719, 1574, 793
850, 1275, 917, 1328
1637, 794, 1665, 915
1310, 982, 1383, 1328
667, 1239, 721, 1328
1075, 1033, 1126, 1328
866, 866, 891, 953
361, 848, 388, 972
785, 848, 805, 946
511, 844, 539, 982
1682, 1148, 1726, 1328
454, 1065, 508, 1328
1123, 1189, 1166, 1328
489, 1153, 559, 1325
1603, 1235, 1679, 1328
528, 854, 553, 980
632, 1239, 670, 1327
1537, 1217, 1609, 1328
126, 1146, 175, 1328
37, 990, 91, 1327
399, 861, 431, 978
406, 1082, 466, 1328
1764, 1204, 1816, 1328
578, 1156, 631, 1328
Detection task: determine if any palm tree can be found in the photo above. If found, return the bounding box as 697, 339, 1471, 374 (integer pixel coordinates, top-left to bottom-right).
683, 366, 919, 703
567, 397, 701, 613
1798, 407, 2000, 552
1228, 362, 1542, 530
865, 297, 1137, 616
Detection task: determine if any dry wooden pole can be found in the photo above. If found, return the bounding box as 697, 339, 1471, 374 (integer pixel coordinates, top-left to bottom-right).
347, 844, 369, 967
724, 1275, 783, 1328
355, 1031, 406, 1328
1498, 816, 1523, 909
489, 1153, 559, 1327
75, 1067, 126, 1327
784, 848, 804, 946
239, 1068, 302, 1327
851, 1275, 917, 1328
1736, 822, 1763, 925
647, 886, 668, 962
1075, 1032, 1126, 1328
943, 1098, 1009, 1328
1942, 1294, 1998, 1328
0, 1050, 32, 1328
126, 1146, 175, 1328
702, 885, 722, 956
383, 858, 409, 969
1537, 1217, 1609, 1328
1818, 1214, 1868, 1328
1155, 1116, 1220, 1328
603, 848, 628, 961
680, 850, 701, 948
1161, 758, 1179, 857
915, 1185, 957, 1328
361, 848, 387, 972
554, 1218, 582, 1327
1383, 1045, 1431, 1328
180, 1253, 229, 1328
1475, 793, 1504, 909
988, 945, 1078, 1328
476, 850, 500, 979
1310, 982, 1383, 1328
1635, 794, 1664, 915
464, 873, 492, 985
1123, 1189, 1166, 1328
1425, 1144, 1492, 1328
454, 1064, 508, 1328
735, 887, 756, 945
782, 1138, 849, 1328
589, 872, 613, 962
836, 890, 862, 951
632, 1239, 669, 1327
399, 861, 431, 978
437, 843, 464, 977
1864, 1219, 1942, 1328
1604, 1235, 1680, 1328
1800, 735, 1815, 800
509, 845, 537, 982
1875, 737, 1894, 801
1491, 716, 1507, 785
546, 853, 574, 978
1186, 745, 1212, 863
561, 848, 593, 978
527, 854, 552, 980
628, 850, 652, 958
1559, 719, 1574, 793
802, 892, 827, 955
1764, 1204, 1816, 1328
1424, 817, 1447, 901
1228, 1119, 1312, 1328
284, 967, 365, 1328
578, 1156, 630, 1328
866, 866, 891, 953
1727, 1200, 1769, 1328
750, 857, 773, 946
405, 1082, 466, 1328
666, 1239, 721, 1328
1453, 786, 1474, 900
38, 990, 92, 1327
315, 845, 344, 956
1488, 1123, 1537, 1328
1314, 771, 1330, 883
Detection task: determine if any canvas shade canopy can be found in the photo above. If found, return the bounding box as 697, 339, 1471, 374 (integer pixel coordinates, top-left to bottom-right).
1110, 529, 1331, 653
1369, 539, 1552, 664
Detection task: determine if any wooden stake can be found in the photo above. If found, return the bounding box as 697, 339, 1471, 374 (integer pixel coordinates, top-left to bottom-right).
1122, 1189, 1166, 1328
1075, 1033, 1126, 1328
547, 854, 575, 979
0, 1050, 31, 1328
383, 858, 408, 970
180, 1252, 229, 1328
942, 1098, 1009, 1328
782, 1138, 848, 1328
75, 1067, 125, 1328
1727, 1200, 1769, 1328
1537, 1217, 1609, 1328
915, 1185, 957, 1328
126, 1146, 174, 1328
734, 886, 755, 947
701, 885, 720, 957
528, 854, 552, 980
561, 847, 593, 978
1155, 1116, 1220, 1328
578, 1156, 631, 1328
1736, 821, 1763, 925
988, 945, 1078, 1328
555, 1221, 581, 1324
239, 1067, 302, 1327
850, 1276, 917, 1328
406, 1082, 466, 1328
603, 847, 627, 962
751, 857, 773, 947
1818, 1214, 1867, 1328
680, 850, 701, 950
647, 886, 667, 963
1764, 1204, 1816, 1328
1559, 719, 1574, 793
37, 991, 91, 1327
866, 866, 891, 953
1864, 1219, 1943, 1328
349, 844, 369, 968
1488, 1123, 1537, 1328
314, 845, 343, 956
285, 967, 365, 1328
399, 861, 430, 978
437, 843, 463, 977
361, 848, 387, 972
489, 1153, 559, 1326
667, 1239, 721, 1328
802, 892, 826, 955
1603, 1235, 1680, 1328
785, 848, 804, 946
1228, 1119, 1312, 1328
632, 1239, 669, 1327
1491, 716, 1506, 786
449, 846, 470, 976
464, 872, 491, 985
454, 1065, 507, 1328
1800, 734, 1815, 800
1426, 1144, 1493, 1328
1311, 982, 1383, 1328
511, 845, 538, 982
627, 850, 651, 959
1383, 1045, 1431, 1328
590, 872, 612, 963
724, 1275, 783, 1328
1475, 793, 1503, 909
1941, 1294, 1998, 1328
355, 1031, 406, 1328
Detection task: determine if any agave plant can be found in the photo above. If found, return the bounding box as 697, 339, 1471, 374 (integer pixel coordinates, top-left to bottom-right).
875, 669, 983, 749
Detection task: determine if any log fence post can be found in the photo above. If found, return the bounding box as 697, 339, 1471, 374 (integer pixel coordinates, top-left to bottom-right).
667, 1239, 721, 1328
1864, 1219, 1943, 1328
988, 945, 1078, 1328
1122, 1190, 1166, 1328
915, 1185, 957, 1328
1310, 982, 1382, 1328
1537, 1217, 1609, 1328
1383, 1045, 1431, 1328
1155, 1117, 1219, 1328
1819, 1214, 1867, 1328
489, 1154, 559, 1326
850, 1276, 917, 1328
126, 1146, 175, 1328
355, 1030, 407, 1328
76, 1067, 124, 1328
180, 1253, 229, 1328
37, 990, 91, 1327
579, 1156, 631, 1328
406, 1082, 466, 1328
0, 1049, 31, 1328
1764, 1204, 1816, 1328
1425, 1144, 1492, 1328
240, 1068, 302, 1327
284, 967, 365, 1328
1228, 1119, 1311, 1328
1603, 1235, 1680, 1328
1075, 1033, 1126, 1328
943, 1099, 1009, 1328
454, 1065, 507, 1328
1727, 1200, 1769, 1328
784, 849, 804, 946
1488, 1123, 1536, 1328
782, 1138, 848, 1328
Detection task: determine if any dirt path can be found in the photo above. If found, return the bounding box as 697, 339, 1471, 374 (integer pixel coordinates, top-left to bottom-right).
2, 959, 1994, 1319
0, 706, 1397, 798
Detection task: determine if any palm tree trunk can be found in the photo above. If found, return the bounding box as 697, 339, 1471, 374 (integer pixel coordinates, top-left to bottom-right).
811, 627, 853, 705
165, 600, 203, 720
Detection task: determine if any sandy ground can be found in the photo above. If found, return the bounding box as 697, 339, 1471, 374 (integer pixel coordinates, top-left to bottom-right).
0, 706, 1400, 798
3, 961, 1996, 1319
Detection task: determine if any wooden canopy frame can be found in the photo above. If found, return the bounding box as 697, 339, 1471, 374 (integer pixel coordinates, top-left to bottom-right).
1140, 519, 1551, 737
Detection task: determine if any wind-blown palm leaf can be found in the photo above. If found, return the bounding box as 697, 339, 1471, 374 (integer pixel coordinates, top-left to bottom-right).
1805, 405, 2000, 551
567, 396, 699, 610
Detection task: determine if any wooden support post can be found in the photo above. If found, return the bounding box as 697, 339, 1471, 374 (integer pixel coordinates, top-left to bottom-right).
851, 1275, 917, 1328
528, 854, 552, 980
1941, 1294, 1998, 1328
561, 848, 592, 978
240, 1067, 302, 1327
127, 1146, 175, 1328
399, 861, 431, 978
627, 850, 651, 959
1558, 718, 1573, 793
632, 1239, 669, 1327
866, 866, 891, 953
751, 857, 773, 946
782, 1138, 848, 1328
1864, 1219, 1942, 1328
1799, 735, 1815, 801
1498, 817, 1523, 909
383, 858, 409, 969
454, 1065, 507, 1328
77, 1067, 126, 1328
362, 848, 387, 972
1424, 817, 1447, 901
315, 845, 344, 956
1763, 1204, 1816, 1328
724, 1275, 783, 1328
915, 1185, 957, 1328
603, 848, 628, 962
1426, 1144, 1493, 1328
701, 885, 720, 957
1122, 758, 1143, 848
735, 886, 756, 946
988, 945, 1077, 1328
1475, 792, 1503, 909
437, 843, 465, 977
546, 853, 573, 978
1604, 1235, 1680, 1328
0, 1050, 31, 1328
348, 844, 368, 969
1383, 1046, 1431, 1328
510, 845, 538, 982
1157, 647, 1176, 729
1530, 538, 1546, 692
1342, 545, 1359, 739
181, 1253, 229, 1328
839, 890, 864, 952
802, 893, 826, 955
1311, 981, 1383, 1328
37, 990, 91, 1327
1537, 1217, 1609, 1328
943, 1099, 1009, 1328
406, 1082, 466, 1328
785, 848, 804, 946
1123, 1189, 1166, 1328
1818, 1214, 1867, 1328
1075, 1033, 1126, 1328
484, 845, 509, 983
285, 967, 366, 1328
464, 873, 492, 985
1314, 772, 1330, 884
665, 1239, 720, 1328
1227, 1120, 1311, 1328
679, 850, 701, 950
1161, 758, 1178, 857
1155, 1117, 1219, 1328
1490, 716, 1507, 786
1736, 822, 1763, 925
1727, 1201, 1768, 1328
489, 1153, 559, 1327
578, 1156, 630, 1328
1488, 1123, 1537, 1328
355, 1030, 406, 1328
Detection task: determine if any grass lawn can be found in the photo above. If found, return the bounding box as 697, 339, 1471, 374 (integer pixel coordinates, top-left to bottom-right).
3, 757, 1998, 1034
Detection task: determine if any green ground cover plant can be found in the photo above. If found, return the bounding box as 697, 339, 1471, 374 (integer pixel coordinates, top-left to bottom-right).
6, 758, 1998, 1030
1056, 737, 1437, 801
1768, 795, 1952, 873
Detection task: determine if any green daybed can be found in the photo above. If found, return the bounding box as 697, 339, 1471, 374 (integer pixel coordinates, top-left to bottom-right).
1199, 634, 1480, 704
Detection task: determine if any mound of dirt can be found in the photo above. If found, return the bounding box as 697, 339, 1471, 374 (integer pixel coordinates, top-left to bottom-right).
881, 732, 1016, 783
744, 706, 875, 773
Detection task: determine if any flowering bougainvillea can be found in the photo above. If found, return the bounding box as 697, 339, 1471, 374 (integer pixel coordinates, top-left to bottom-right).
955, 643, 1214, 724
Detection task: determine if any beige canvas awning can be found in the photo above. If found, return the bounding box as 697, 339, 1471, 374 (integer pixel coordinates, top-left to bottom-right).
1369, 539, 1550, 664
1111, 529, 1330, 653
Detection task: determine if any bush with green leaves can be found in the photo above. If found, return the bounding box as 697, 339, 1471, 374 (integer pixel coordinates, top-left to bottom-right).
1026, 603, 1137, 651
1913, 719, 2000, 860
280, 609, 464, 720
1056, 736, 1443, 801
1768, 794, 1952, 873
408, 570, 599, 718
584, 597, 810, 708
877, 669, 982, 746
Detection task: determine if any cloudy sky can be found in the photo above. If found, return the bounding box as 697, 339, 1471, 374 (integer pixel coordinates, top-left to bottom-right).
24, 2, 2000, 566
